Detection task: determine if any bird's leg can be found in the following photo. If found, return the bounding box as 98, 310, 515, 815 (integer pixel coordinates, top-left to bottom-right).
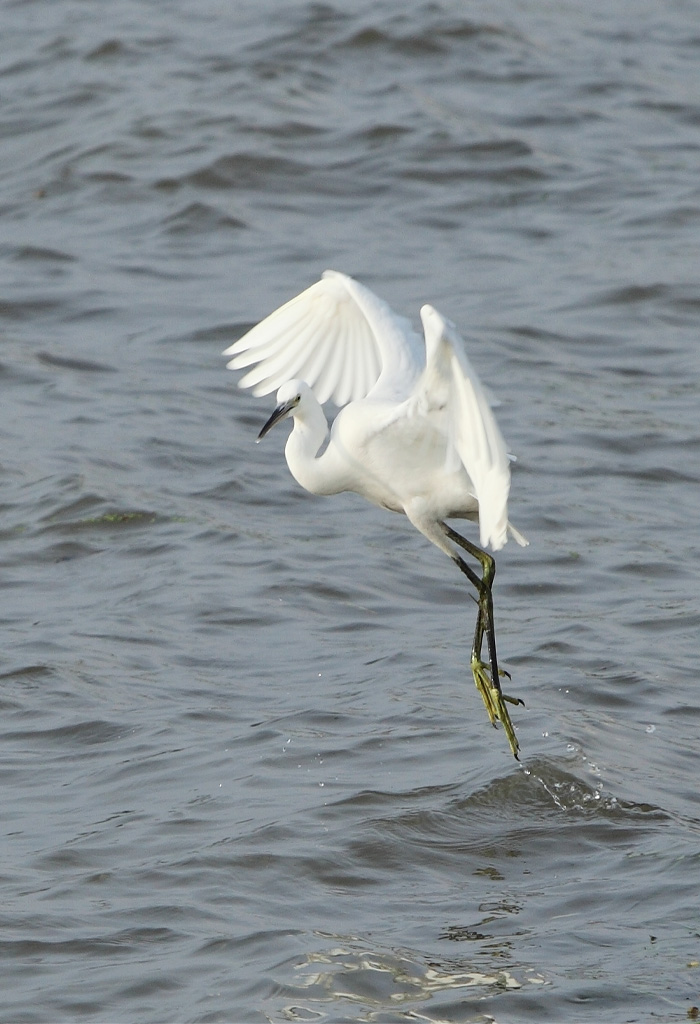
443, 524, 522, 759
443, 524, 497, 679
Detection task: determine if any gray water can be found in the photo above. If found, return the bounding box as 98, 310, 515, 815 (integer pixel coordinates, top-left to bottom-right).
2, 1, 700, 1021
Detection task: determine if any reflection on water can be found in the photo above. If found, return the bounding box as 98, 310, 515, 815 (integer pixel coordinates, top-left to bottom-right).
280, 939, 548, 1022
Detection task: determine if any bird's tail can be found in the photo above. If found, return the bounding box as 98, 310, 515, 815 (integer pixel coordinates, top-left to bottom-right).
507, 522, 529, 547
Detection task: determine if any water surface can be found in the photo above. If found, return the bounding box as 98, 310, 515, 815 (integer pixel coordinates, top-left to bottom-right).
2, 1, 700, 1021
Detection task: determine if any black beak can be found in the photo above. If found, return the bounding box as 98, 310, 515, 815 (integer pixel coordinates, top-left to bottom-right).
256, 399, 297, 442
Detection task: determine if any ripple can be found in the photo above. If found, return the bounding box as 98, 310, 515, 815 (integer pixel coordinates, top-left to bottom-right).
36, 351, 117, 373
163, 201, 248, 234
185, 152, 307, 191
3, 2, 700, 1022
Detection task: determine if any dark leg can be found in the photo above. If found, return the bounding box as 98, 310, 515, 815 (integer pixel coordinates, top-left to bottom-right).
443, 523, 499, 683
443, 523, 522, 759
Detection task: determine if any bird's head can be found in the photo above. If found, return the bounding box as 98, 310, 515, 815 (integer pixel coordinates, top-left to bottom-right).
257, 380, 312, 441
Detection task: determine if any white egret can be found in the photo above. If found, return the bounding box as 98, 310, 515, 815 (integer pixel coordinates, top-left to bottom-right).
224, 271, 528, 757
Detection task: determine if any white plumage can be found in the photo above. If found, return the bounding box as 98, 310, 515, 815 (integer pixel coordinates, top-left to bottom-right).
224, 270, 527, 756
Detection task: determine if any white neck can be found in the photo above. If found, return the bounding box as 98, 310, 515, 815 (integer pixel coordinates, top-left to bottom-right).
284, 401, 344, 497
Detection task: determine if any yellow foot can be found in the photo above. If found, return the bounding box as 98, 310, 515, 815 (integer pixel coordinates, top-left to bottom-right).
471, 657, 523, 759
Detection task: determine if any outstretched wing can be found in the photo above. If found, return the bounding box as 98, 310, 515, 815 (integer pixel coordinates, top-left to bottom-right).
416, 305, 511, 551
223, 270, 424, 406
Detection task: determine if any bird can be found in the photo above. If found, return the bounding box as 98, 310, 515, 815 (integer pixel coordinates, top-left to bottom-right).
224, 270, 528, 757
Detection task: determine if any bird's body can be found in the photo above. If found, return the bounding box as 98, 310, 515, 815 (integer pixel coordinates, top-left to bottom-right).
279, 383, 481, 541
224, 270, 527, 756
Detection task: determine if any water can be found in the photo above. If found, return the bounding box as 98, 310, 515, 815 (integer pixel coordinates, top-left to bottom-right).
2, 1, 700, 1021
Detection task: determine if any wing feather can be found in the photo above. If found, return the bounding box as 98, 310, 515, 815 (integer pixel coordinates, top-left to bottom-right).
227, 301, 317, 369
417, 305, 511, 551
224, 270, 423, 407
238, 318, 327, 395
